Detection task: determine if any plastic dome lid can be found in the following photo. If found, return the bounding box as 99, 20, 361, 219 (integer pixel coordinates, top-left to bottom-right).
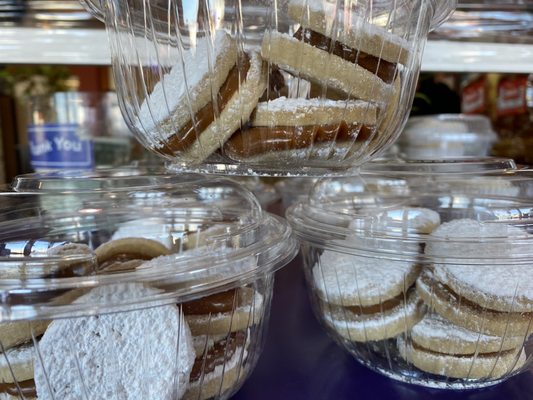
11, 167, 198, 193
401, 114, 498, 143
0, 173, 298, 319
287, 176, 533, 263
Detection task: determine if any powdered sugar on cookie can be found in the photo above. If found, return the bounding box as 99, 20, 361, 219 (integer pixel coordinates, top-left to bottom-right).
34, 283, 195, 400
314, 250, 420, 306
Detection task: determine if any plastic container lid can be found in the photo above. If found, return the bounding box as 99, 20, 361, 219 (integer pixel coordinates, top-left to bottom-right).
287, 177, 533, 263
361, 157, 516, 176
398, 115, 499, 159
0, 173, 298, 320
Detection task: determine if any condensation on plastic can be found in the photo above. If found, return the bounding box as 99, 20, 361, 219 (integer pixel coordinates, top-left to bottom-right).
287, 176, 533, 389
0, 173, 298, 400
77, 0, 456, 176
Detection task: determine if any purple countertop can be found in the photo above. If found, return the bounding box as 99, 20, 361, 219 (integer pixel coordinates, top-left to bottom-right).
233, 256, 533, 400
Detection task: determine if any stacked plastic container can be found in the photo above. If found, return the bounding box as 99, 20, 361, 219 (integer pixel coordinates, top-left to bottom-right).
0, 170, 298, 399
0, 0, 466, 398
288, 160, 533, 389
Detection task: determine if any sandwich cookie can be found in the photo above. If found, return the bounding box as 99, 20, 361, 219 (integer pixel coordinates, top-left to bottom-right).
369, 207, 441, 235
184, 330, 250, 400
398, 313, 527, 379
420, 219, 533, 336
417, 270, 533, 338
182, 287, 264, 336
95, 237, 171, 272
34, 283, 195, 400
409, 313, 524, 356
314, 250, 424, 341
0, 343, 36, 400
261, 0, 410, 102
224, 97, 378, 161
137, 30, 267, 163
111, 217, 179, 250
181, 286, 262, 399
0, 243, 96, 351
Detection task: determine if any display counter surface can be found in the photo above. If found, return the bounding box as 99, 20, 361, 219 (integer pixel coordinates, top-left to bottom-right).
234, 254, 533, 400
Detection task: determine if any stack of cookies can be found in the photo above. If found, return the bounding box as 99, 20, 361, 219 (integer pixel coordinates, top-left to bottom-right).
0, 233, 267, 400
137, 0, 410, 165
313, 207, 440, 344
399, 218, 532, 380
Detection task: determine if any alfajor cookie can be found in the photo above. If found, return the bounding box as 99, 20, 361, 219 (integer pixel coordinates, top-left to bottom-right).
398, 335, 526, 380
417, 270, 533, 338
182, 287, 264, 336
34, 283, 195, 400
409, 313, 524, 356
184, 330, 250, 400
314, 250, 424, 341
224, 97, 378, 161
419, 219, 533, 336
261, 0, 410, 102
369, 207, 441, 235
0, 322, 47, 354
95, 237, 171, 272
322, 288, 425, 342
137, 30, 267, 163
0, 342, 37, 400
313, 250, 421, 307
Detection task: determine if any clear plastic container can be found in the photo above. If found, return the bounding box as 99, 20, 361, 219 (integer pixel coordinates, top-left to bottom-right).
287, 177, 533, 389
79, 0, 456, 176
399, 114, 498, 159
0, 174, 298, 400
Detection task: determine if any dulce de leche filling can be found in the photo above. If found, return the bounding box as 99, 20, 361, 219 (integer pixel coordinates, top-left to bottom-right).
346, 290, 407, 315
158, 56, 251, 155
99, 253, 153, 272
225, 122, 375, 158
428, 275, 533, 318
294, 27, 397, 84
0, 379, 36, 398
190, 331, 246, 382
182, 287, 254, 315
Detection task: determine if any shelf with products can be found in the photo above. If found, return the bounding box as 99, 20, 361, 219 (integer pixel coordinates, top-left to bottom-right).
0, 27, 533, 73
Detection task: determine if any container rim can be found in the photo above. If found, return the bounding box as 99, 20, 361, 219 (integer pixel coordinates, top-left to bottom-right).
286, 193, 533, 263
0, 213, 298, 321
361, 157, 516, 176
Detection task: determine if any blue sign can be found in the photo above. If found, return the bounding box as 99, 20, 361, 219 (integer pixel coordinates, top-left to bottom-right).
27, 124, 94, 170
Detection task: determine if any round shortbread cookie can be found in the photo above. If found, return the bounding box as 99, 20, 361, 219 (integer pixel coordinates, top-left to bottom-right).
321, 289, 425, 342
185, 289, 264, 336
0, 243, 95, 280
0, 321, 48, 352
313, 250, 421, 307
95, 237, 170, 266
34, 283, 195, 400
0, 342, 34, 383
251, 97, 377, 127
111, 218, 178, 250
137, 30, 237, 136
181, 50, 267, 163
411, 313, 523, 355
426, 219, 533, 313
416, 271, 533, 337
368, 207, 441, 235
184, 344, 248, 400
398, 336, 527, 380
287, 0, 411, 65
261, 31, 391, 102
